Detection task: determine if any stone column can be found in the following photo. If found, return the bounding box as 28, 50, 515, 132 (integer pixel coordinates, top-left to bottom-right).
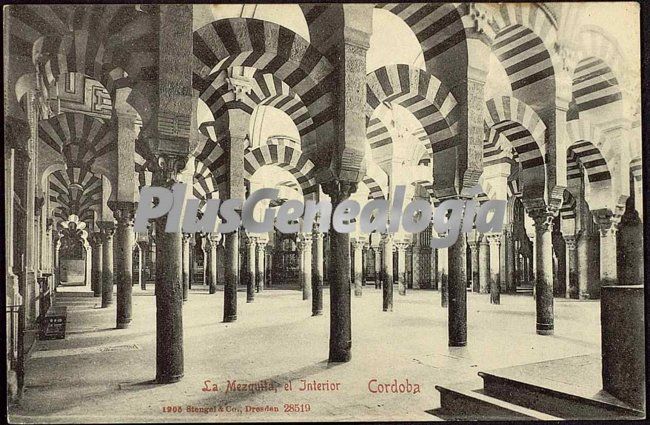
430, 246, 437, 290
256, 241, 267, 293
468, 236, 480, 292
577, 232, 590, 299
188, 236, 195, 289
396, 242, 408, 296
479, 236, 489, 293
138, 241, 148, 290
563, 235, 579, 298
381, 233, 394, 311
207, 234, 219, 294
530, 208, 555, 335
448, 233, 467, 347
152, 155, 187, 384
99, 223, 115, 308
90, 233, 103, 297
323, 182, 356, 362
506, 228, 516, 292
352, 239, 364, 297
438, 245, 448, 307
487, 233, 501, 305
301, 234, 313, 301
24, 91, 38, 324
223, 229, 239, 322
245, 234, 256, 303
412, 245, 421, 289
373, 246, 382, 289
182, 234, 191, 301
111, 202, 136, 329
595, 213, 619, 287
312, 231, 324, 316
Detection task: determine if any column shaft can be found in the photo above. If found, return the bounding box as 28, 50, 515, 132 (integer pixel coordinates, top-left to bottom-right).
329, 214, 351, 361
382, 235, 393, 311
469, 241, 480, 292
113, 204, 135, 329
101, 227, 114, 308
397, 244, 407, 296
353, 241, 363, 297
246, 237, 256, 303
223, 231, 238, 322
479, 240, 489, 294
488, 235, 501, 305
302, 237, 313, 301
533, 212, 554, 335
91, 235, 103, 297
312, 233, 324, 315
182, 235, 190, 301
448, 235, 467, 347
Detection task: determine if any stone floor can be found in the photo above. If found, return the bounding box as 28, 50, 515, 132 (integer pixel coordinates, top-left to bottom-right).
9, 285, 602, 423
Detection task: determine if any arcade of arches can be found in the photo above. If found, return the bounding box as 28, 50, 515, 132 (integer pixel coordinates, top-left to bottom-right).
5, 3, 644, 417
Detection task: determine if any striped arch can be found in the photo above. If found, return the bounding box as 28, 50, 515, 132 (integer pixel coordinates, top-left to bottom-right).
23, 6, 157, 102
484, 97, 546, 201
366, 64, 460, 154
366, 116, 393, 165
375, 3, 469, 64
192, 18, 335, 153
572, 57, 621, 113
197, 68, 314, 138
491, 3, 557, 93
38, 112, 113, 167
362, 176, 385, 200
193, 157, 220, 201
49, 167, 102, 224
484, 96, 546, 164
194, 135, 228, 195
567, 141, 611, 184
243, 143, 318, 196
560, 189, 577, 221
361, 163, 388, 201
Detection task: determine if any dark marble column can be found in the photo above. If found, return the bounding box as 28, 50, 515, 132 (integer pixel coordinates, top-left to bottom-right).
111, 202, 136, 329
312, 232, 324, 316
90, 233, 103, 297
430, 245, 437, 290
152, 155, 186, 384
487, 233, 501, 305
530, 208, 555, 335
381, 234, 394, 312
223, 230, 239, 322
99, 223, 115, 308
448, 234, 467, 347
323, 182, 355, 362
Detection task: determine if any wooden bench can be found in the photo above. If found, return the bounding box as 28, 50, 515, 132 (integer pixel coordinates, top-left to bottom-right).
40, 306, 68, 340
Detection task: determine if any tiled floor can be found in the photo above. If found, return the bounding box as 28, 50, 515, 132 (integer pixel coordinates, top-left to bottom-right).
9, 285, 601, 422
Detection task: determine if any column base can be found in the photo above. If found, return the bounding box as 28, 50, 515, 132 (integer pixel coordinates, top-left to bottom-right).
354, 290, 362, 297
101, 301, 113, 308
116, 321, 131, 329
94, 293, 101, 298
312, 311, 323, 316
449, 341, 467, 347
223, 315, 237, 323
536, 324, 554, 335
329, 351, 351, 363
246, 298, 254, 303
156, 373, 184, 384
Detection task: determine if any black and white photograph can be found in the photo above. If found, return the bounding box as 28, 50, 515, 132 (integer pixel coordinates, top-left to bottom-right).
4, 2, 646, 422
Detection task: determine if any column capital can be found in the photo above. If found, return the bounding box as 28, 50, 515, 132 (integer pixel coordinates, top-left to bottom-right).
321, 179, 358, 204
90, 232, 104, 247
98, 222, 115, 240
311, 230, 325, 241
151, 153, 188, 188
486, 233, 502, 246
244, 234, 258, 246
109, 201, 138, 227
351, 239, 365, 249
562, 233, 579, 250
593, 209, 621, 237
395, 241, 409, 251
381, 233, 393, 244
528, 206, 558, 232
208, 233, 222, 244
